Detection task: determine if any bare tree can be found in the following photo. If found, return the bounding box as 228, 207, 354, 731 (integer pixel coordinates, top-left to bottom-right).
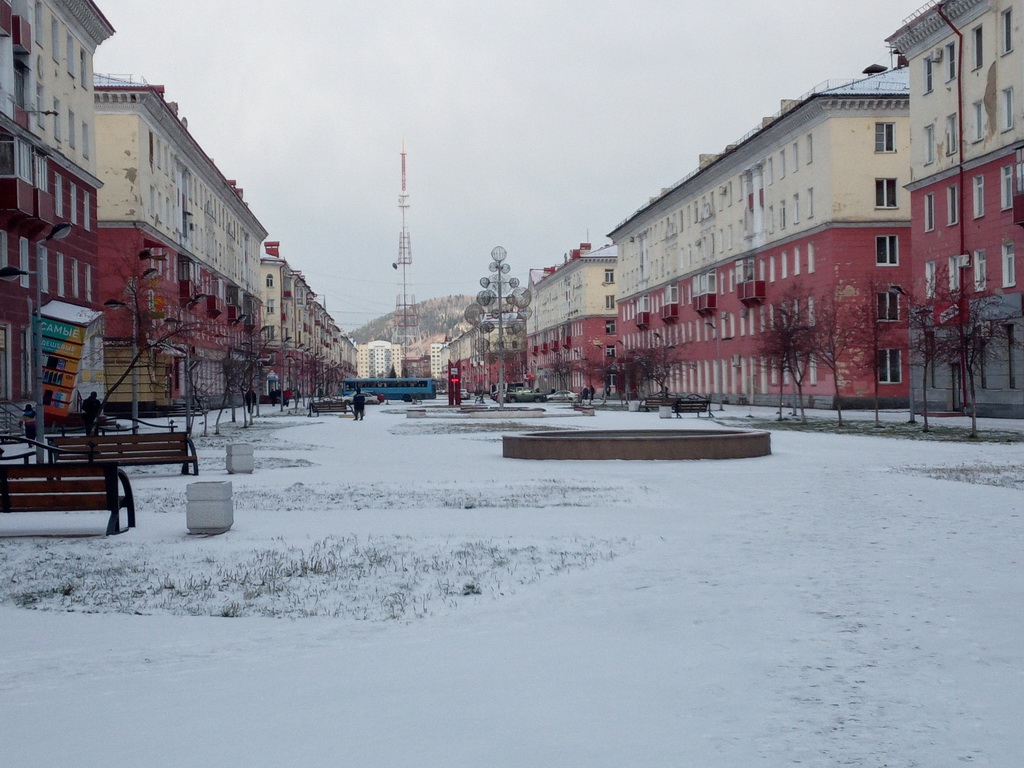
758, 288, 815, 422
810, 290, 860, 426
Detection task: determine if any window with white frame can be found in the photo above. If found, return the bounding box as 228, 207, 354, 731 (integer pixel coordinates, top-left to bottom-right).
807, 242, 815, 273
792, 193, 800, 224
878, 349, 901, 384
876, 235, 899, 266
83, 191, 90, 230
1001, 165, 1014, 209
82, 122, 89, 159
265, 273, 274, 288
1001, 87, 1014, 131
1003, 242, 1016, 287
779, 199, 787, 228
946, 113, 959, 154
794, 246, 801, 275
875, 122, 896, 152
972, 25, 983, 69
604, 268, 614, 283
70, 183, 78, 224
84, 264, 92, 302
605, 294, 615, 309
972, 101, 984, 141
924, 57, 934, 93
807, 187, 814, 218
973, 175, 985, 218
54, 174, 62, 217
877, 291, 899, 321
806, 133, 813, 163
925, 260, 937, 298
924, 124, 935, 164
779, 149, 786, 179
947, 185, 959, 225
875, 178, 898, 208
68, 110, 75, 149
974, 249, 986, 290
1001, 7, 1013, 54
949, 255, 966, 290
37, 246, 48, 294
946, 42, 957, 80
18, 237, 29, 289
71, 259, 79, 298
55, 252, 65, 296
791, 141, 799, 170
66, 33, 75, 76
52, 99, 61, 141
50, 17, 59, 62
924, 192, 935, 231
605, 319, 616, 334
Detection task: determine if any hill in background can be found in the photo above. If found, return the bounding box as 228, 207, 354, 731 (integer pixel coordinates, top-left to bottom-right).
349, 295, 476, 353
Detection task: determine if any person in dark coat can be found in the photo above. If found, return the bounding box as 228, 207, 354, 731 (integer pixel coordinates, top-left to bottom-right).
244, 388, 257, 414
352, 389, 366, 421
20, 404, 36, 441
81, 392, 102, 435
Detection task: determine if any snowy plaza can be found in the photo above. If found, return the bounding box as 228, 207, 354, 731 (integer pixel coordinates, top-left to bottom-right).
1, 403, 1022, 767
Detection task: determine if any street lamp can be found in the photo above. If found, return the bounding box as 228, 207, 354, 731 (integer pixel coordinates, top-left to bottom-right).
0, 221, 72, 455
705, 320, 724, 411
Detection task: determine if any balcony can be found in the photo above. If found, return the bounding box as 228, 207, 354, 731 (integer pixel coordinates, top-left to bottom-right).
695, 293, 717, 315
0, 2, 12, 36
661, 303, 679, 322
564, 336, 571, 347
205, 294, 223, 318
0, 177, 33, 216
1014, 191, 1024, 227
552, 340, 560, 351
178, 280, 195, 306
635, 311, 650, 328
11, 13, 29, 52
737, 280, 766, 304
226, 304, 240, 323
33, 189, 54, 224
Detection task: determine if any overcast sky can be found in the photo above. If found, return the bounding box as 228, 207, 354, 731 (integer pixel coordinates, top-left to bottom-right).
92, 0, 922, 332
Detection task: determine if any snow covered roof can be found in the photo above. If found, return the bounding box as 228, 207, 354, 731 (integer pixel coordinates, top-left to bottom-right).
816, 66, 911, 96
41, 300, 102, 327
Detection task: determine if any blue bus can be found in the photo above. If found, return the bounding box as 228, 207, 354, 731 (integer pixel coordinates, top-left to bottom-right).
341, 377, 437, 403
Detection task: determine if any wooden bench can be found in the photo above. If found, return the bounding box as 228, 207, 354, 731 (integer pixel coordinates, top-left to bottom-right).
0, 461, 136, 535
641, 394, 711, 417
0, 436, 35, 464
309, 400, 350, 416
49, 432, 199, 475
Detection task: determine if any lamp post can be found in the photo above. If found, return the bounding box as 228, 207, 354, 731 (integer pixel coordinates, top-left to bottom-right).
0, 222, 72, 455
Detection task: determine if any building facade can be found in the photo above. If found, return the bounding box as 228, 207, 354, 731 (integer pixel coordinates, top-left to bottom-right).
526, 242, 618, 394
609, 69, 914, 409
889, 0, 1024, 417
0, 0, 112, 422
93, 75, 267, 413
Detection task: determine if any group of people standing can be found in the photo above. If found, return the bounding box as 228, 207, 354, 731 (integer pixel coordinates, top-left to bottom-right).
579, 385, 597, 404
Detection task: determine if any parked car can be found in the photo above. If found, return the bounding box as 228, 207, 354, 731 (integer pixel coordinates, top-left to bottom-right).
503, 387, 548, 403
342, 391, 385, 405
546, 390, 577, 403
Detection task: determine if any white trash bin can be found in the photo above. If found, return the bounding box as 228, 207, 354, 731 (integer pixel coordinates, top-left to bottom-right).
628, 400, 641, 412
659, 405, 673, 419
226, 443, 254, 474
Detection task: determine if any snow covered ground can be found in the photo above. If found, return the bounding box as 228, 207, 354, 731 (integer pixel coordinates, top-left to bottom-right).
1, 403, 1021, 767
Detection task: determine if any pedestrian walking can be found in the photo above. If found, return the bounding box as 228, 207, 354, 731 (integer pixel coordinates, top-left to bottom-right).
352, 389, 366, 421
81, 391, 102, 435
244, 388, 257, 414
20, 404, 36, 441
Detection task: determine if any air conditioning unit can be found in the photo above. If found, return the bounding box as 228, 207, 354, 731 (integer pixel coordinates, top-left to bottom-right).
931, 46, 944, 62
956, 253, 971, 267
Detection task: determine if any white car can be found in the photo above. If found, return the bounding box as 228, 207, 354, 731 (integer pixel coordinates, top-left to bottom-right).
546, 390, 578, 402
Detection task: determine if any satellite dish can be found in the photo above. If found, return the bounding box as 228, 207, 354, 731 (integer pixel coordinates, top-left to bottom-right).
491, 246, 507, 262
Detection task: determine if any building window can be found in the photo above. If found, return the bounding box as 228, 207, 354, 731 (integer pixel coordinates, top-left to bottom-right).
779, 199, 787, 229
875, 122, 896, 152
604, 268, 614, 283
946, 113, 959, 154
82, 122, 89, 159
1003, 242, 1016, 287
1001, 165, 1014, 209
925, 260, 937, 298
807, 242, 815, 274
37, 246, 48, 294
875, 178, 898, 208
66, 33, 75, 77
605, 295, 615, 309
974, 249, 987, 290
924, 192, 935, 231
1001, 8, 1013, 54
1001, 87, 1014, 131
70, 183, 78, 225
924, 124, 936, 164
972, 101, 984, 141
83, 191, 90, 230
878, 349, 901, 384
972, 25, 983, 69
924, 57, 934, 93
68, 110, 75, 149
50, 17, 59, 62
792, 193, 800, 224
265, 273, 274, 288
605, 319, 616, 334
71, 259, 79, 298
946, 42, 957, 80
779, 148, 786, 179
79, 49, 87, 88
877, 291, 899, 321
55, 252, 65, 296
806, 133, 813, 164
973, 175, 985, 218
807, 187, 814, 218
876, 235, 899, 266
947, 185, 959, 225
266, 298, 275, 314
52, 99, 61, 141
54, 174, 63, 217
85, 264, 92, 302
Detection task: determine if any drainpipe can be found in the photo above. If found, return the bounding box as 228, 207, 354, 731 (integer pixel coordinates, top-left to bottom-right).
936, 1, 970, 410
